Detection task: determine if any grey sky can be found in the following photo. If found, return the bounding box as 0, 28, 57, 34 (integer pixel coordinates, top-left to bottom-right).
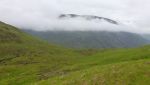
0, 0, 150, 33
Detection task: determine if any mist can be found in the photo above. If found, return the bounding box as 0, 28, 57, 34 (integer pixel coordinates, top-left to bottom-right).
0, 0, 150, 33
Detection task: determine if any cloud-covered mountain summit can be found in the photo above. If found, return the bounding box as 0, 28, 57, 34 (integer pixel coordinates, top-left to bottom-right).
59, 14, 118, 25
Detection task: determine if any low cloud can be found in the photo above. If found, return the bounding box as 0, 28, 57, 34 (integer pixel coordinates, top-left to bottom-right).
0, 0, 150, 33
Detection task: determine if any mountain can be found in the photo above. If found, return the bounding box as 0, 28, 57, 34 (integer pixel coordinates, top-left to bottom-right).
0, 21, 150, 85
22, 14, 149, 48
0, 21, 82, 84
23, 30, 149, 48
0, 21, 79, 73
59, 14, 118, 25
142, 34, 150, 41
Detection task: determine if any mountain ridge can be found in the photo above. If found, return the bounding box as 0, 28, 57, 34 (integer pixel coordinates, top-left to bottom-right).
23, 30, 149, 48
59, 14, 119, 25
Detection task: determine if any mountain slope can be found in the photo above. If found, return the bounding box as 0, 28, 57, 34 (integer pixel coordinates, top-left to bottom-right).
0, 21, 22, 42
0, 21, 82, 85
23, 30, 149, 48
142, 34, 150, 41
0, 21, 82, 63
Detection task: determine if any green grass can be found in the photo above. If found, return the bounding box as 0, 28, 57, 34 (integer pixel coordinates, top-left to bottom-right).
37, 59, 150, 85
0, 21, 150, 85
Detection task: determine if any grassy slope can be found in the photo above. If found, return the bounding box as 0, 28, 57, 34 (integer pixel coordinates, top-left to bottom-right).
0, 21, 82, 85
0, 21, 150, 85
38, 59, 150, 85
35, 46, 150, 85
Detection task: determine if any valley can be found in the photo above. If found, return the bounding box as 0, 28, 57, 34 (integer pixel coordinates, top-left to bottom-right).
0, 21, 150, 85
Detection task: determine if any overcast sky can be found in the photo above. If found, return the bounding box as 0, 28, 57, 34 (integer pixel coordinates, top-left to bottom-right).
0, 0, 150, 33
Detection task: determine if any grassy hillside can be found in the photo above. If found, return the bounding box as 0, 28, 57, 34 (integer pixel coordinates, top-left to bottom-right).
0, 21, 150, 85
0, 21, 78, 65
35, 46, 150, 85
0, 21, 82, 84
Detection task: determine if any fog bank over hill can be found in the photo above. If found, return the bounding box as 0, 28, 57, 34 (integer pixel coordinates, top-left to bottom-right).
21, 14, 141, 33
22, 14, 133, 32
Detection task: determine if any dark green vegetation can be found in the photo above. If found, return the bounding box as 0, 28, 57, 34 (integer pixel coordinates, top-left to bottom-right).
23, 30, 149, 48
0, 21, 150, 85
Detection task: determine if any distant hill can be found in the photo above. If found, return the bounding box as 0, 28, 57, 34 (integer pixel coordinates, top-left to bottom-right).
142, 34, 150, 41
23, 30, 149, 48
